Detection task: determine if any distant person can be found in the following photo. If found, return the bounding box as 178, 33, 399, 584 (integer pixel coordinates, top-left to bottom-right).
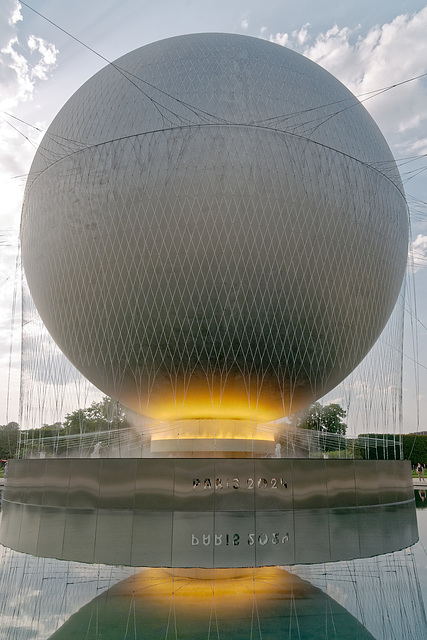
417, 462, 424, 481
419, 489, 426, 502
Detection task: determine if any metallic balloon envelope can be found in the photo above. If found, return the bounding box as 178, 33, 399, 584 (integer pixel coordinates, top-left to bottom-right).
21, 33, 408, 422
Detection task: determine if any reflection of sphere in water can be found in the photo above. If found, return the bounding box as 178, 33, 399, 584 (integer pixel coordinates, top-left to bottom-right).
21, 33, 408, 422
49, 568, 376, 639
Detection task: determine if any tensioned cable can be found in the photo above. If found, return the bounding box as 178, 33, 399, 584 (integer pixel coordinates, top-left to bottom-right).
10, 1, 427, 191
252, 69, 427, 138
0, 113, 39, 152
13, 0, 423, 453
18, 1, 228, 130
402, 295, 427, 334
5, 238, 20, 424
22, 121, 409, 202
379, 338, 427, 372
406, 223, 421, 459
17, 0, 427, 125
4, 105, 427, 187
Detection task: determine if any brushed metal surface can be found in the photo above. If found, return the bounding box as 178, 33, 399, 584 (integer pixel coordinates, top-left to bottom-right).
67, 459, 102, 509
0, 458, 417, 567
325, 460, 358, 508
98, 459, 136, 510
135, 458, 175, 510
42, 459, 71, 507
292, 459, 328, 509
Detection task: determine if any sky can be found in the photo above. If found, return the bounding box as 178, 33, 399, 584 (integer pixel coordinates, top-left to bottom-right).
1, 0, 427, 432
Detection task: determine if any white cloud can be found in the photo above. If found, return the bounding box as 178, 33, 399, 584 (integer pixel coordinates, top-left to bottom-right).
409, 234, 427, 272
0, 0, 58, 230
269, 8, 427, 152
1, 35, 58, 109
270, 24, 311, 49
271, 32, 289, 47
295, 23, 310, 46
8, 0, 21, 25
27, 35, 58, 80
241, 18, 249, 30
0, 0, 58, 422
407, 137, 427, 155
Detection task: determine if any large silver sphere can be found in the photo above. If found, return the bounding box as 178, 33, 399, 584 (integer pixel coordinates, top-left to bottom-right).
21, 33, 408, 422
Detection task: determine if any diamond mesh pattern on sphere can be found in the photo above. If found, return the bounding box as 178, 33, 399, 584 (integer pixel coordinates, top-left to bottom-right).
21, 33, 408, 422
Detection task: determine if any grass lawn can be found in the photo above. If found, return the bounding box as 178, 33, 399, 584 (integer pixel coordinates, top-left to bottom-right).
413, 470, 425, 478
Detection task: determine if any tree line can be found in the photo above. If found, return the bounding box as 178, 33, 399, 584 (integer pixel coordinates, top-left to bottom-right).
354, 433, 427, 466
0, 397, 130, 459
1, 397, 425, 464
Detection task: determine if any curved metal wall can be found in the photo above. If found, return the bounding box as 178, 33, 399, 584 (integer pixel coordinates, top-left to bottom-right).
1, 459, 417, 567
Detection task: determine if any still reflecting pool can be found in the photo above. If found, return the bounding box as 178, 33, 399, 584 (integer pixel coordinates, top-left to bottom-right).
0, 490, 425, 639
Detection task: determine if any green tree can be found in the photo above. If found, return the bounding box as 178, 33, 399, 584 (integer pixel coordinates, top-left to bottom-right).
296, 402, 323, 431
356, 434, 402, 460
20, 423, 65, 456
294, 402, 347, 452
0, 421, 20, 459
402, 435, 427, 467
297, 402, 347, 436
64, 397, 129, 435
319, 403, 347, 435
